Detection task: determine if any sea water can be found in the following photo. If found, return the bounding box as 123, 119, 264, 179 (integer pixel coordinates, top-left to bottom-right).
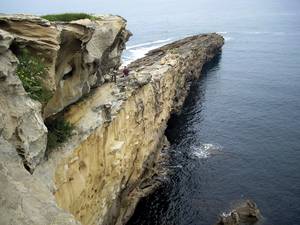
122, 1, 300, 225
3, 0, 300, 224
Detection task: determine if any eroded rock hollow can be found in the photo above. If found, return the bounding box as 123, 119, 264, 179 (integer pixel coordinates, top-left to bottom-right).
0, 13, 224, 225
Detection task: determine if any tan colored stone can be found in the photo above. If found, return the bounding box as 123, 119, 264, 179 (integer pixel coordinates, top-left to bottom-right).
43, 16, 131, 118
0, 14, 60, 91
0, 137, 81, 225
35, 33, 224, 225
0, 28, 47, 172
0, 14, 131, 118
0, 14, 223, 225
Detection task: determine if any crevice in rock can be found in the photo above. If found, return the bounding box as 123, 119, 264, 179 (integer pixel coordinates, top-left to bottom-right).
16, 147, 33, 174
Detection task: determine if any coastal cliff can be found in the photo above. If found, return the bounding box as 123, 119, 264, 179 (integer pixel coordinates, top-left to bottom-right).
0, 14, 224, 225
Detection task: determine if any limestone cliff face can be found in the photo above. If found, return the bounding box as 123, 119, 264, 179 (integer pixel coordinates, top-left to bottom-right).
0, 138, 80, 225
0, 14, 131, 119
0, 29, 47, 172
0, 14, 130, 225
0, 13, 223, 225
0, 14, 130, 172
35, 34, 224, 225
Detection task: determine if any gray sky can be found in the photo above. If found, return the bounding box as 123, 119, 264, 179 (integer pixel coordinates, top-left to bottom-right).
2, 0, 299, 44
1, 0, 178, 15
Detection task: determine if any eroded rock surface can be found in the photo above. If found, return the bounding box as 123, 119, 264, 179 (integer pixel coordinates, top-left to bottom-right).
0, 14, 60, 91
0, 137, 80, 225
0, 13, 224, 225
215, 200, 261, 225
34, 33, 224, 225
0, 29, 47, 172
0, 13, 130, 225
0, 14, 131, 118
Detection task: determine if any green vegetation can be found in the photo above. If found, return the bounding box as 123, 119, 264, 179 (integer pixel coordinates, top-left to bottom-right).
169, 48, 179, 54
16, 49, 52, 104
46, 117, 74, 150
41, 13, 96, 22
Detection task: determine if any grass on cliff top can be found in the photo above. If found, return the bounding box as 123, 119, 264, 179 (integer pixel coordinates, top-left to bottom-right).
16, 49, 52, 104
41, 13, 96, 22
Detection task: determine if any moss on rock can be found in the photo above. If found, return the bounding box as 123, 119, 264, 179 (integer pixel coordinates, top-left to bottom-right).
41, 13, 96, 22
16, 49, 52, 104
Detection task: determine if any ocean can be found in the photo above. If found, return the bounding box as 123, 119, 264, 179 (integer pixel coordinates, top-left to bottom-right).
121, 1, 300, 225
3, 0, 300, 224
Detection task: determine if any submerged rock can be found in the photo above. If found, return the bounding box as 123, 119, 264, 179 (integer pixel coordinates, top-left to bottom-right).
215, 200, 261, 225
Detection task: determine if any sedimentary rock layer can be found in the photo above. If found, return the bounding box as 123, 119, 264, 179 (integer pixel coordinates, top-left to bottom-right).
0, 14, 130, 171
0, 28, 47, 172
0, 13, 223, 225
0, 14, 131, 119
35, 33, 224, 225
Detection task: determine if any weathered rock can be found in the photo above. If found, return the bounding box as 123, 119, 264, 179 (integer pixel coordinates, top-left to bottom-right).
34, 33, 224, 225
0, 14, 224, 225
0, 137, 80, 225
0, 14, 60, 91
0, 14, 131, 118
0, 28, 47, 172
0, 29, 13, 53
215, 200, 261, 225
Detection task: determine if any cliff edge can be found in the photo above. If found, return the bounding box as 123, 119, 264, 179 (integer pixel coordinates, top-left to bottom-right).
0, 14, 224, 225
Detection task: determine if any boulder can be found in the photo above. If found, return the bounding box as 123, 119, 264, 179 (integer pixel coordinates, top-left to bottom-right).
215, 200, 261, 225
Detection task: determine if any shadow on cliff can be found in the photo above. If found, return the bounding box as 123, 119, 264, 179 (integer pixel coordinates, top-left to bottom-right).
126, 51, 222, 225
165, 52, 222, 143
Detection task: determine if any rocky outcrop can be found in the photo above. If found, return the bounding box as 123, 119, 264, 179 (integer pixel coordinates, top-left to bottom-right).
0, 14, 60, 91
0, 137, 80, 225
43, 17, 130, 118
0, 14, 130, 172
0, 13, 224, 225
0, 14, 131, 225
0, 29, 47, 172
34, 33, 224, 225
0, 14, 131, 118
215, 200, 261, 225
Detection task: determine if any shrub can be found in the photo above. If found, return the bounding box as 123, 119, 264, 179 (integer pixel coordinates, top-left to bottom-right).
46, 117, 74, 150
16, 49, 52, 104
41, 13, 96, 22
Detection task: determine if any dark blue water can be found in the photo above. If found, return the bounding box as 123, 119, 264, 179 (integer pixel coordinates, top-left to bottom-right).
3, 0, 300, 224
121, 1, 300, 225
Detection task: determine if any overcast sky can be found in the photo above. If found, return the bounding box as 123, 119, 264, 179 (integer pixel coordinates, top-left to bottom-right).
2, 0, 299, 44
1, 0, 176, 15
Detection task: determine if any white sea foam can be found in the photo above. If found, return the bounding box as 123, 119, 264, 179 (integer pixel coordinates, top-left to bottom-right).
221, 211, 232, 217
238, 31, 288, 35
126, 38, 172, 50
122, 38, 173, 66
217, 31, 228, 35
191, 143, 222, 159
216, 31, 232, 42
224, 36, 232, 41
218, 31, 291, 39
122, 45, 160, 66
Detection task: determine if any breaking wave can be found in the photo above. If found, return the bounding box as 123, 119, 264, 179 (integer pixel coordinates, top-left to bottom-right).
122, 38, 173, 66
126, 38, 172, 50
191, 143, 222, 159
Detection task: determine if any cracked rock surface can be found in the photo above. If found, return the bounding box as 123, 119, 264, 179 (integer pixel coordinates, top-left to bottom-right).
35, 33, 224, 225
0, 14, 131, 118
0, 13, 224, 225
